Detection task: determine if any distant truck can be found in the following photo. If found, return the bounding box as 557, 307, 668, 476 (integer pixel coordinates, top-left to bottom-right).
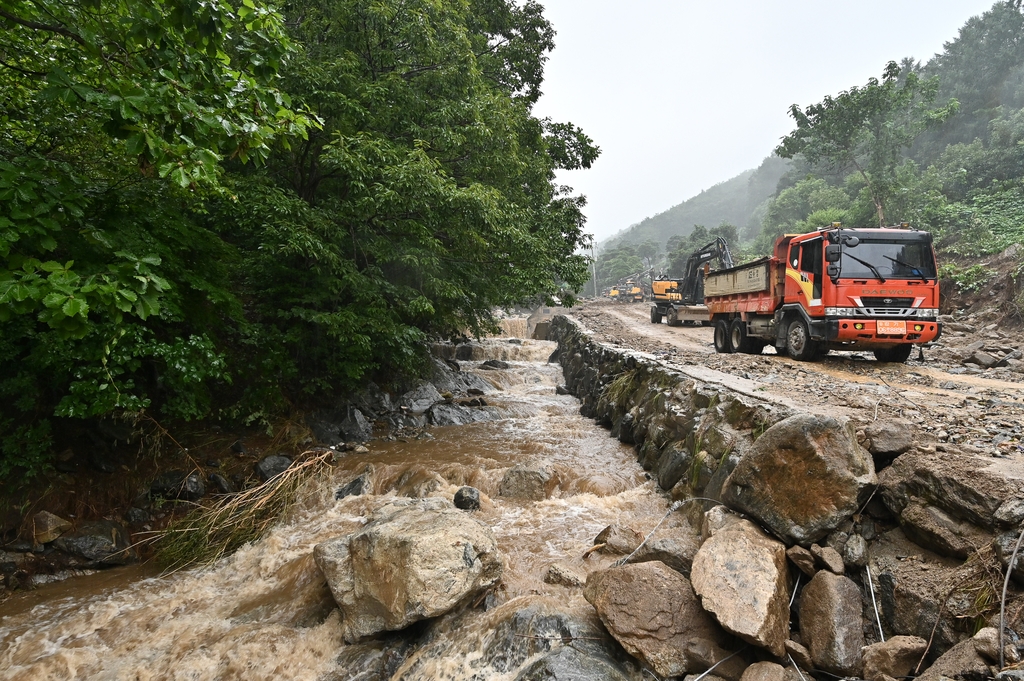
704, 224, 941, 362
650, 237, 733, 326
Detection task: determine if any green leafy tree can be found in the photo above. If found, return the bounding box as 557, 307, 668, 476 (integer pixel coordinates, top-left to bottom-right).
777, 61, 958, 227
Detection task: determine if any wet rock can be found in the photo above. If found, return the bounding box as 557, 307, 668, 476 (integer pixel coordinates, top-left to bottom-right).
453, 486, 481, 511
862, 636, 927, 681
810, 544, 844, 574
584, 562, 737, 678
513, 645, 632, 681
427, 403, 496, 427
339, 408, 373, 443
722, 414, 876, 546
398, 382, 442, 415
555, 385, 570, 395
627, 525, 700, 575
544, 563, 584, 588
799, 571, 865, 676
32, 511, 71, 544
336, 469, 372, 500
150, 469, 206, 501
209, 472, 236, 494
313, 498, 502, 642
863, 419, 915, 457
787, 545, 817, 577
124, 507, 150, 524
54, 520, 137, 566
499, 463, 554, 501
656, 441, 692, 491
480, 359, 511, 370
594, 524, 643, 555
351, 382, 393, 418
691, 511, 790, 657
255, 455, 291, 482
915, 636, 991, 681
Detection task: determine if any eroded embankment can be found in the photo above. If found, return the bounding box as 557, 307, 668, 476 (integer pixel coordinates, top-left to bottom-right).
549, 313, 1024, 676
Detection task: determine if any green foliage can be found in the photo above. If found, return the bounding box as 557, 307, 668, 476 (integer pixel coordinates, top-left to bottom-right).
665, 223, 738, 276
938, 263, 996, 293
0, 0, 598, 481
777, 61, 958, 227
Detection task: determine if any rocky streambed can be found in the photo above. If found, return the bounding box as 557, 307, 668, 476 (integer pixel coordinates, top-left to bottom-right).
3, 318, 1024, 681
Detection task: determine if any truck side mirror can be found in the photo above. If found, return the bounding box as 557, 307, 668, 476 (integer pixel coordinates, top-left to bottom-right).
825, 244, 841, 262
842, 236, 860, 247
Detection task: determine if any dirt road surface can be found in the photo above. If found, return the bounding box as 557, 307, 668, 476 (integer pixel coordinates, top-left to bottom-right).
566, 300, 1024, 455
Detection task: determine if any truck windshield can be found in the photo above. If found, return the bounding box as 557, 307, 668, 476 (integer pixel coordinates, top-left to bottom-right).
839, 240, 936, 281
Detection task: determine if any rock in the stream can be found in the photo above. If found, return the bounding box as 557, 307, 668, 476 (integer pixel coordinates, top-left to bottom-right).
593, 524, 643, 555
722, 414, 876, 546
544, 563, 585, 588
427, 402, 496, 427
513, 645, 632, 681
799, 570, 865, 676
690, 510, 790, 657
584, 562, 740, 679
499, 463, 554, 501
336, 468, 372, 500
313, 498, 502, 642
453, 486, 481, 511
255, 455, 291, 482
53, 520, 137, 566
339, 408, 373, 443
397, 382, 443, 415
862, 636, 928, 681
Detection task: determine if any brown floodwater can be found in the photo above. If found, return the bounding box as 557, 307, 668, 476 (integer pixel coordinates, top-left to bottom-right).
0, 340, 671, 680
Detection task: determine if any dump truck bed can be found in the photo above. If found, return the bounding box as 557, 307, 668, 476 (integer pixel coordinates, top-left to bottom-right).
704, 257, 783, 315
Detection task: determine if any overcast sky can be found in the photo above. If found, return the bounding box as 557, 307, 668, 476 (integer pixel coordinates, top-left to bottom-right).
532, 0, 998, 243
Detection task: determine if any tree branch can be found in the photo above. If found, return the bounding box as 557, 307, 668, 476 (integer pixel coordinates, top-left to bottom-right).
0, 8, 86, 46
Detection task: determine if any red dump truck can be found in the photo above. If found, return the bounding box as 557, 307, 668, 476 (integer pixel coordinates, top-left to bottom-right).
704, 225, 941, 362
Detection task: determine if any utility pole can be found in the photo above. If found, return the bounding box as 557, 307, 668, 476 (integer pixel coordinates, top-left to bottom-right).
590, 246, 599, 298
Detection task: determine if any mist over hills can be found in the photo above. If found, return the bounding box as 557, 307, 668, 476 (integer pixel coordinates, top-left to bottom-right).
599, 155, 790, 253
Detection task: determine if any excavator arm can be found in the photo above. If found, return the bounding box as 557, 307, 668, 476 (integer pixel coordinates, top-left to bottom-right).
678, 237, 733, 305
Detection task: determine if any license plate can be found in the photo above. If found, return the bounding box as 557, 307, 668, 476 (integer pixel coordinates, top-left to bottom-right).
876, 320, 907, 335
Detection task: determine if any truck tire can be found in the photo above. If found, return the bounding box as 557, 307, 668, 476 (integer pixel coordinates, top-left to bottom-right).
786, 319, 818, 361
729, 319, 752, 354
873, 344, 913, 363
650, 306, 662, 324
713, 319, 733, 353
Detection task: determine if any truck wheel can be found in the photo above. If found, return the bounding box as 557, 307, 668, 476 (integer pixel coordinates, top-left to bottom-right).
729, 319, 752, 354
713, 319, 733, 353
873, 344, 913, 363
650, 306, 662, 324
786, 319, 818, 361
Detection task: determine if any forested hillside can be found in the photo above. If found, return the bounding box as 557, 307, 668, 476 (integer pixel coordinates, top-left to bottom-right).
601, 155, 789, 254
0, 0, 598, 481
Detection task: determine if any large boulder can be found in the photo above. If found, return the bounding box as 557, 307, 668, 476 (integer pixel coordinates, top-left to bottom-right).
150, 469, 206, 501
398, 382, 443, 414
584, 562, 739, 679
722, 414, 876, 545
879, 448, 1024, 557
690, 511, 790, 657
33, 511, 71, 544
626, 524, 700, 576
862, 418, 915, 458
313, 498, 502, 642
799, 571, 865, 676
720, 411, 872, 544
499, 463, 555, 501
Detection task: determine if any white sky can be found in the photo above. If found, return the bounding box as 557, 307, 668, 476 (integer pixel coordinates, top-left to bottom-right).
532, 0, 998, 243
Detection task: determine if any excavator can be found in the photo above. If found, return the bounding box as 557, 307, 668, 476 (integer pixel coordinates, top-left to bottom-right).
650, 237, 733, 326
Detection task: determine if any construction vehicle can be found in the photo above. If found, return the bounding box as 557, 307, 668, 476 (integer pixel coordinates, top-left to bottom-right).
650, 237, 734, 325
623, 278, 645, 303
704, 224, 941, 363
